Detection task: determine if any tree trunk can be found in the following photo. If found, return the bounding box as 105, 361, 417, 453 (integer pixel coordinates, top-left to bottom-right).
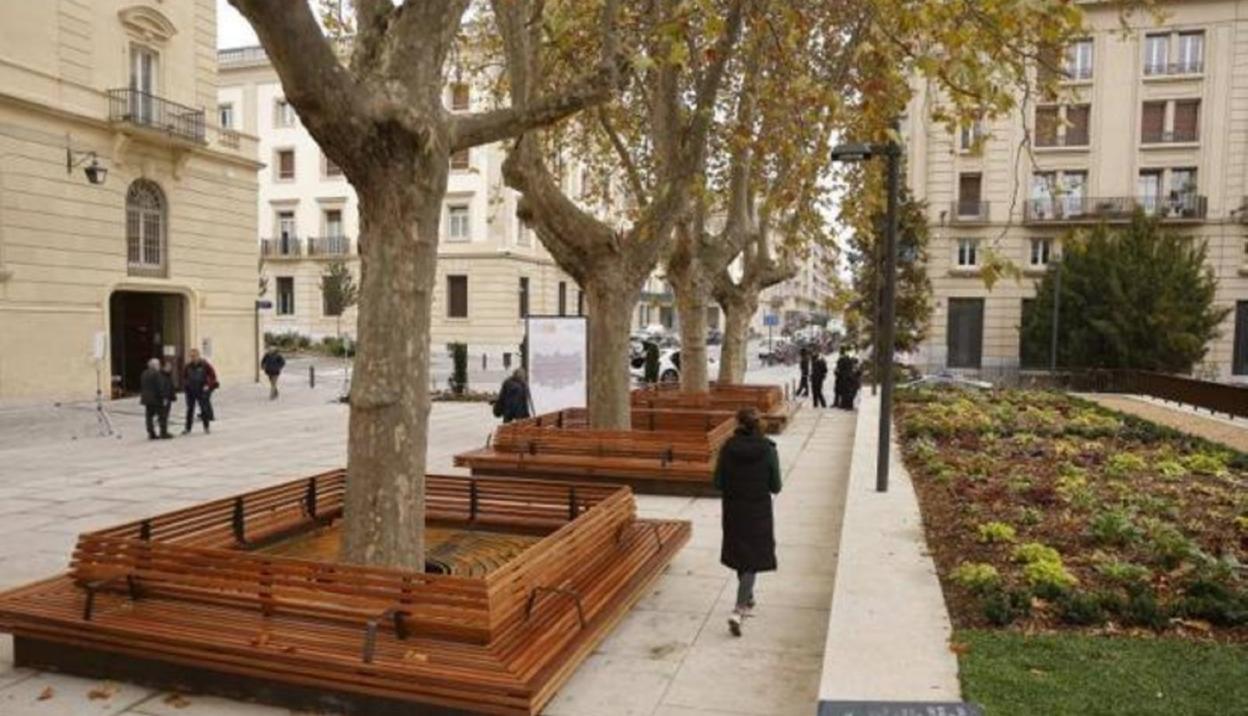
673, 277, 710, 392
341, 167, 444, 570
717, 291, 755, 384
584, 272, 638, 430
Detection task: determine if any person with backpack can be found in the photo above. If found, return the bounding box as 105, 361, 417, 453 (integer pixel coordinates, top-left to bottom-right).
182, 348, 219, 434
261, 347, 286, 400
716, 408, 782, 637
494, 368, 534, 423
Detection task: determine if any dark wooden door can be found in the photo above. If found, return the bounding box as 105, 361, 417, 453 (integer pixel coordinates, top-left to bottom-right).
1234, 301, 1248, 375
947, 298, 984, 369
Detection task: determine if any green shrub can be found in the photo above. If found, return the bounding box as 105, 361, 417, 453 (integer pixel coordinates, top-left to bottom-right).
1155, 459, 1188, 481
1095, 560, 1152, 588
982, 588, 1032, 626
1235, 515, 1248, 535
1122, 588, 1169, 629
1024, 559, 1079, 597
1176, 578, 1248, 627
1088, 509, 1142, 547
1015, 506, 1043, 527
1012, 542, 1061, 565
1105, 452, 1148, 479
1059, 591, 1109, 626
447, 342, 469, 395
1183, 452, 1228, 478
977, 522, 1018, 545
952, 562, 1002, 594
1143, 520, 1198, 569
1066, 410, 1122, 438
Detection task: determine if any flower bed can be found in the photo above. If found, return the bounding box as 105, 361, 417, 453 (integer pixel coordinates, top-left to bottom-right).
896, 386, 1248, 640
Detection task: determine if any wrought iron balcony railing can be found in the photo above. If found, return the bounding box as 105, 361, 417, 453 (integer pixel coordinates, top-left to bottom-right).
108, 89, 206, 144
1035, 132, 1090, 149
950, 200, 990, 223
261, 237, 303, 258
1024, 195, 1208, 224
1144, 61, 1204, 77
1141, 129, 1200, 145
307, 235, 352, 257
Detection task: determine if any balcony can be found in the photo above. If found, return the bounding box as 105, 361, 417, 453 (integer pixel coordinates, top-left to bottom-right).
1024, 195, 1208, 224
1144, 61, 1203, 77
108, 89, 206, 144
1035, 132, 1090, 149
1141, 129, 1200, 145
261, 237, 303, 258
307, 235, 353, 257
950, 200, 991, 224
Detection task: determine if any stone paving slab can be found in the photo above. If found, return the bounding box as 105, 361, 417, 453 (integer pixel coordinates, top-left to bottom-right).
0, 365, 851, 715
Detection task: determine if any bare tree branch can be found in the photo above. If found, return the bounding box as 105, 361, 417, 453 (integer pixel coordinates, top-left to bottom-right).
598, 108, 650, 208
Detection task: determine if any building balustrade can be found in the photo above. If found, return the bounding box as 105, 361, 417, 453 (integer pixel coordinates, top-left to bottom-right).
1024, 194, 1208, 224
307, 235, 353, 257
1144, 61, 1204, 77
950, 200, 990, 223
108, 89, 206, 144
261, 237, 303, 258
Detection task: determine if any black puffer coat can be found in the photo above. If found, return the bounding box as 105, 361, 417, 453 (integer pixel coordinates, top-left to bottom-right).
716, 431, 782, 573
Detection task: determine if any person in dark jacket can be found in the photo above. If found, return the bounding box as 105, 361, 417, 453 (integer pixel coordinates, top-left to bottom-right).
261, 348, 286, 400
495, 368, 534, 423
810, 353, 829, 408
834, 348, 859, 410
159, 360, 177, 432
182, 348, 219, 434
139, 358, 173, 440
796, 348, 810, 397
715, 408, 782, 637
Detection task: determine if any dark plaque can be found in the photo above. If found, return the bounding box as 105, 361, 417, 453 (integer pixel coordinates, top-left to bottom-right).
818, 702, 984, 716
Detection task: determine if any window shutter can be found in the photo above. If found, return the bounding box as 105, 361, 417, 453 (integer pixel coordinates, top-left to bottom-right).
1141, 102, 1165, 143
1173, 100, 1199, 142
1065, 105, 1090, 146
1035, 107, 1059, 146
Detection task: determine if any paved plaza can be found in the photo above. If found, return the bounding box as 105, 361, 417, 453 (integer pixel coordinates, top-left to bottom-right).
0, 364, 851, 716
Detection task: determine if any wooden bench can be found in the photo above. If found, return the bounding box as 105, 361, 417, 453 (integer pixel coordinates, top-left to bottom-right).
0, 472, 690, 716
456, 408, 736, 496
631, 382, 798, 433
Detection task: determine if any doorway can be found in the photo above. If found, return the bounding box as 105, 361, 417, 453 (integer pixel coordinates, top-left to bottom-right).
109, 291, 185, 395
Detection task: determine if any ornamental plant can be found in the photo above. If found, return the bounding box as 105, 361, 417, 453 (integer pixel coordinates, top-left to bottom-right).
952, 562, 1002, 594
977, 522, 1018, 545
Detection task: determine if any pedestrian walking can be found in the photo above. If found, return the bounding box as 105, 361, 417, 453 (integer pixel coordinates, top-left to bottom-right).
159, 360, 177, 432
261, 347, 286, 400
182, 348, 219, 434
715, 408, 781, 637
493, 368, 534, 423
796, 347, 810, 397
810, 352, 828, 408
139, 358, 172, 439
834, 347, 859, 410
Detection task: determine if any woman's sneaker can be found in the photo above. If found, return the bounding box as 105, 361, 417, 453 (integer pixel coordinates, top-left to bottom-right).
728, 611, 743, 637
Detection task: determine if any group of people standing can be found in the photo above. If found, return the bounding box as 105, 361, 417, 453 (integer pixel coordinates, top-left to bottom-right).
796, 346, 861, 410
138, 348, 219, 440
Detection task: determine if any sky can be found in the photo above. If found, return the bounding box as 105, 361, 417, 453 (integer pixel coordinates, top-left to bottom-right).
217, 0, 258, 49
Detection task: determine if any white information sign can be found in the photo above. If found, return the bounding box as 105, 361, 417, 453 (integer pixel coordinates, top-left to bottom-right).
526, 316, 588, 414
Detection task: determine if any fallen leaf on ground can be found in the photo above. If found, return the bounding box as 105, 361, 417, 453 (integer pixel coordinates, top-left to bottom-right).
163, 693, 192, 709
36, 686, 54, 701
87, 682, 119, 700
948, 641, 971, 655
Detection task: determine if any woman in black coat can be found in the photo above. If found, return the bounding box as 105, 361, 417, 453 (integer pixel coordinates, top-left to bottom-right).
715, 408, 782, 637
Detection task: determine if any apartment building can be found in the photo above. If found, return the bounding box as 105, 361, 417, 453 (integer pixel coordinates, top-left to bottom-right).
0, 1, 261, 400
218, 47, 583, 367
906, 0, 1248, 380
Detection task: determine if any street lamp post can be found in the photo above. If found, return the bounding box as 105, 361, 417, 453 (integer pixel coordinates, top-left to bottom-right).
830, 139, 902, 493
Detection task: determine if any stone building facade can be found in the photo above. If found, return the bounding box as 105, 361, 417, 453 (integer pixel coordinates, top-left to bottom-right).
0, 1, 260, 400
905, 0, 1248, 380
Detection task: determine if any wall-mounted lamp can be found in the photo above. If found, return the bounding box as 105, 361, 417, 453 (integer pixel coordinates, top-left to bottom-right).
66, 148, 108, 185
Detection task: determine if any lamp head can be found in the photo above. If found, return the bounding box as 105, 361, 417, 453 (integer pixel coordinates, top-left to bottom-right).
84, 159, 107, 185
829, 142, 876, 163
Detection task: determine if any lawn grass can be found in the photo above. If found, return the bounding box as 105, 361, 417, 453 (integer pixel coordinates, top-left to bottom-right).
958, 629, 1248, 715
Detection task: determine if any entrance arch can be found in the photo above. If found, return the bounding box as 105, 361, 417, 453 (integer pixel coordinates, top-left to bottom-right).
108, 290, 187, 394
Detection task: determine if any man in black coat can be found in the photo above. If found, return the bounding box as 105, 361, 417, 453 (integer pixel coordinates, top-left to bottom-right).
715, 408, 781, 637
261, 348, 286, 400
182, 349, 219, 435
796, 347, 810, 397
495, 368, 534, 423
139, 358, 172, 439
810, 353, 829, 408
834, 347, 859, 410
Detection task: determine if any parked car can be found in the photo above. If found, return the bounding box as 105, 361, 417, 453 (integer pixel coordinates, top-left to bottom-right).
630, 348, 716, 384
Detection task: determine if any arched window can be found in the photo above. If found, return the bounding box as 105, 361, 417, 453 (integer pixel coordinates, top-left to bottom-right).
126, 179, 166, 275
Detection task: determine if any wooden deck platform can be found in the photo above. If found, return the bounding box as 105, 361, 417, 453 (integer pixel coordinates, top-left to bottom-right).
0, 471, 690, 715
455, 407, 736, 496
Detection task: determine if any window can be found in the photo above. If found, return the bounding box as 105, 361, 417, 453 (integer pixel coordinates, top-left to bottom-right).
1035, 106, 1060, 147
450, 148, 470, 171
447, 204, 470, 240
277, 210, 297, 240
1065, 105, 1090, 146
1144, 33, 1169, 75
324, 153, 342, 178
1031, 171, 1085, 218
1177, 32, 1205, 74
1234, 302, 1248, 375
1138, 169, 1163, 211
1029, 237, 1053, 268
450, 83, 470, 111
1141, 101, 1166, 143
219, 103, 234, 129
125, 179, 166, 275
446, 275, 468, 318
558, 281, 568, 316
276, 277, 295, 315
324, 209, 344, 238
955, 238, 979, 268
129, 46, 158, 123
959, 119, 985, 151
274, 98, 296, 127
957, 174, 983, 217
577, 289, 584, 316
276, 149, 295, 181
518, 277, 530, 318
707, 306, 721, 330
946, 298, 984, 369
1064, 39, 1093, 80
1173, 100, 1200, 142
1036, 105, 1089, 147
